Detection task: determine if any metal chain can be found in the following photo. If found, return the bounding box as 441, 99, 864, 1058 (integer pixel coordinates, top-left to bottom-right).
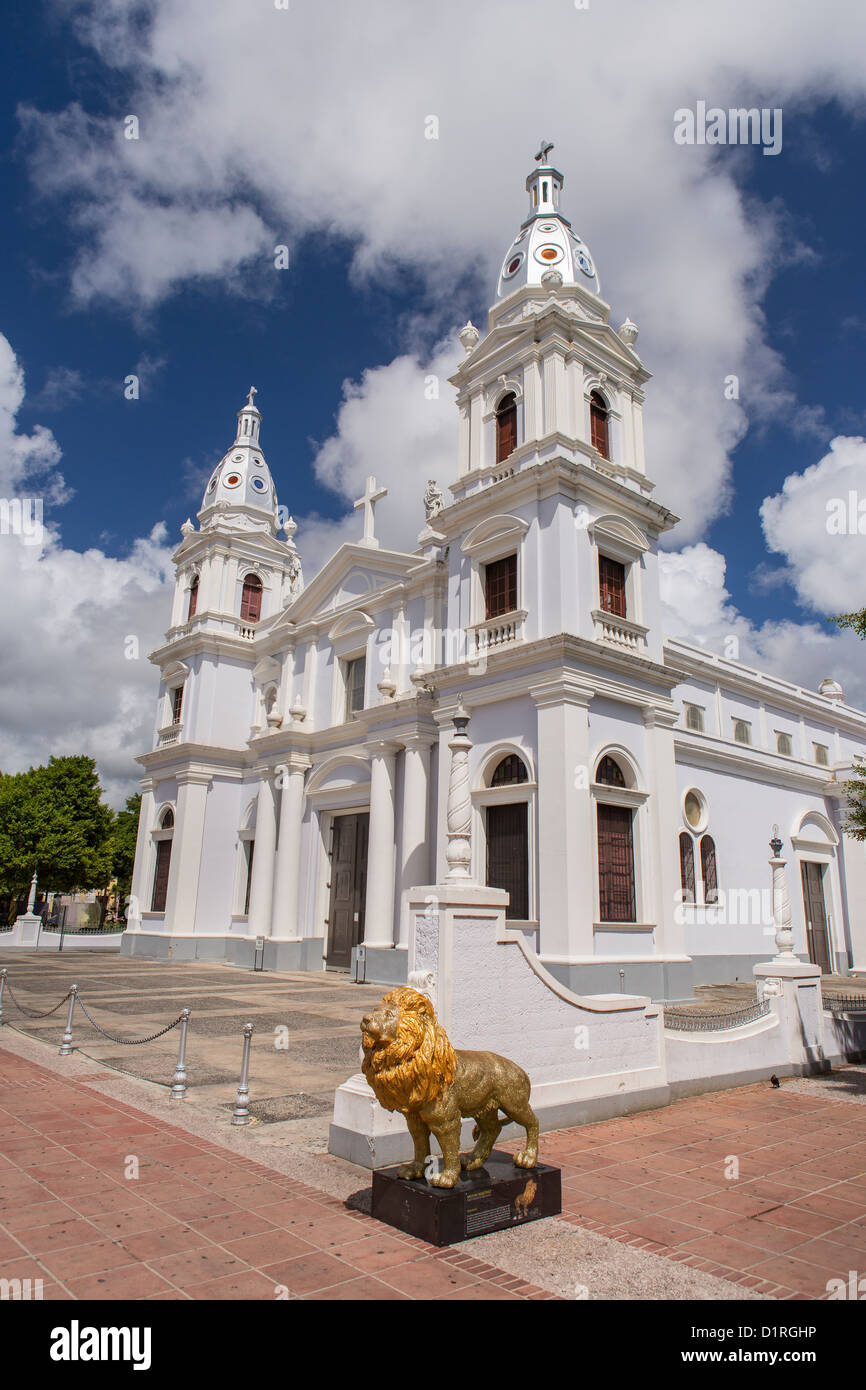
74, 995, 185, 1045
4, 981, 72, 1019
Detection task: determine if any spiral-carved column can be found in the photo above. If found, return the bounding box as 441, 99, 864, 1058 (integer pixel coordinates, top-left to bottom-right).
445, 700, 473, 882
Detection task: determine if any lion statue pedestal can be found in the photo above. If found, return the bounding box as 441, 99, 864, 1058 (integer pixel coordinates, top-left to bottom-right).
360, 987, 561, 1245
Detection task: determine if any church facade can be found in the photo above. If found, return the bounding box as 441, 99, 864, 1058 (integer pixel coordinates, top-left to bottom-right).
123, 150, 866, 999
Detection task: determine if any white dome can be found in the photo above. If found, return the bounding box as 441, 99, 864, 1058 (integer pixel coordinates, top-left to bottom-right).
497, 146, 601, 301
200, 387, 279, 525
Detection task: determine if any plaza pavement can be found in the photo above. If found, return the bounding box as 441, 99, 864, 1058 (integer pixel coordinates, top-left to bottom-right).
1, 953, 864, 1300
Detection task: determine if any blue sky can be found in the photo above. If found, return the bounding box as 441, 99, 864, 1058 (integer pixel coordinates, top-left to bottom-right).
1, 0, 864, 798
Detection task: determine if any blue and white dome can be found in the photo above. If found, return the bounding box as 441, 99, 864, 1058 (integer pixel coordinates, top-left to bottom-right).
200, 387, 279, 522
497, 143, 601, 300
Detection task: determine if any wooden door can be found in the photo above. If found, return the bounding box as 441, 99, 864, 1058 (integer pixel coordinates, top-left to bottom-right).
800, 861, 832, 973
486, 802, 529, 920
597, 803, 636, 922
326, 813, 369, 968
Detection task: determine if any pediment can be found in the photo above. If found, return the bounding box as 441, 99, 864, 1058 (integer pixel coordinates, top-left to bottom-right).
274, 542, 416, 630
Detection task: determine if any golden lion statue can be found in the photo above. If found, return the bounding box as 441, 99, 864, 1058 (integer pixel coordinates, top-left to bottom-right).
360, 986, 539, 1189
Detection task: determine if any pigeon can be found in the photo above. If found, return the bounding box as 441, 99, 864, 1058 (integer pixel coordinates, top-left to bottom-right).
770, 1074, 780, 1088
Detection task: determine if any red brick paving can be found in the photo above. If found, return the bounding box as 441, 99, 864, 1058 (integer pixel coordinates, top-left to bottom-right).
0, 1048, 553, 1301
498, 1078, 866, 1300
4, 1045, 865, 1301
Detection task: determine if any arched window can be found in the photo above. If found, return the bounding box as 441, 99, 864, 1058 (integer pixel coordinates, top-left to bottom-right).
700, 835, 718, 904
187, 575, 199, 620
240, 573, 263, 623
590, 391, 610, 459
679, 832, 696, 904
596, 755, 626, 787
495, 392, 517, 463
491, 754, 529, 786
151, 809, 174, 913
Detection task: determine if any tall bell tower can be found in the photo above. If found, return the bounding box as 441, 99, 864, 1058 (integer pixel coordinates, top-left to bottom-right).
152, 389, 303, 751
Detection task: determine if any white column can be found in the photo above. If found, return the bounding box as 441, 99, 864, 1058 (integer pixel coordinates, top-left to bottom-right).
458, 398, 470, 476
164, 772, 211, 932
642, 707, 684, 959
542, 349, 566, 436
127, 779, 155, 928
523, 357, 542, 442
469, 389, 483, 472
364, 742, 397, 947
398, 737, 431, 945
532, 680, 595, 960
271, 762, 308, 940
247, 772, 277, 937
169, 573, 188, 628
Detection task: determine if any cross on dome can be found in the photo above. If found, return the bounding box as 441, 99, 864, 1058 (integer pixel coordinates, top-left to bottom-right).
354, 475, 387, 548
246, 385, 258, 409
534, 139, 554, 164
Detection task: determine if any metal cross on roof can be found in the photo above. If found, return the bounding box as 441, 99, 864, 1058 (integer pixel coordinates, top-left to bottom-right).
245, 385, 258, 408
534, 139, 554, 164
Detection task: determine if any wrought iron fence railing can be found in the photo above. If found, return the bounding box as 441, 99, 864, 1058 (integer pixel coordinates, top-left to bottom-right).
663, 998, 770, 1032
822, 992, 866, 1014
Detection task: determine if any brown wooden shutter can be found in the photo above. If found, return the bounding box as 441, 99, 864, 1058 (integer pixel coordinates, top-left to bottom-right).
243, 840, 255, 916
599, 556, 626, 618
679, 832, 695, 903
597, 803, 636, 922
590, 392, 610, 459
486, 802, 529, 919
496, 394, 517, 463
484, 554, 517, 619
187, 577, 198, 620
240, 574, 263, 622
151, 839, 172, 912
700, 835, 718, 904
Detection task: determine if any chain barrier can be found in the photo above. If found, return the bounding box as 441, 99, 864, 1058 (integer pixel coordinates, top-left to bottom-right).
4, 980, 72, 1019
74, 995, 186, 1046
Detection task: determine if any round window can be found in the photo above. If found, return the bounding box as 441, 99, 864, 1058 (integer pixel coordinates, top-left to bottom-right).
683, 790, 707, 831
223, 473, 242, 489
502, 252, 524, 279
575, 248, 595, 276
206, 474, 219, 493
534, 244, 563, 265
233, 453, 244, 462
538, 221, 558, 231
250, 476, 268, 493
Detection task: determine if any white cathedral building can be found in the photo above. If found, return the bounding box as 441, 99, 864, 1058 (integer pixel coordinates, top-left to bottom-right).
124, 148, 866, 999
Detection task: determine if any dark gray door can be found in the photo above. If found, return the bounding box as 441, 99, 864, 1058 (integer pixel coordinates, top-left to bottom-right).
326, 813, 369, 968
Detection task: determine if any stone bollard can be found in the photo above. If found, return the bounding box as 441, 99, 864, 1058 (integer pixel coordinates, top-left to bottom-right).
59, 985, 78, 1056
170, 1009, 191, 1101
231, 1022, 254, 1126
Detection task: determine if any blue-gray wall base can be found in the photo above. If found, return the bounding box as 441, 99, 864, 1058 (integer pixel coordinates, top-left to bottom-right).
359, 946, 408, 986
120, 932, 324, 972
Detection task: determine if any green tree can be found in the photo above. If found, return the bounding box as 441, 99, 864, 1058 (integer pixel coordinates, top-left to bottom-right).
0, 756, 114, 898
831, 608, 866, 839
110, 792, 141, 911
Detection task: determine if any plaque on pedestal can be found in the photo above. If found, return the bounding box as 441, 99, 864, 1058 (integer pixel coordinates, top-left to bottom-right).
371, 1150, 561, 1247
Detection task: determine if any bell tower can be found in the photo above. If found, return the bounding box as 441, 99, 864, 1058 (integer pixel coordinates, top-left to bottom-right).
153, 389, 303, 750
445, 143, 679, 665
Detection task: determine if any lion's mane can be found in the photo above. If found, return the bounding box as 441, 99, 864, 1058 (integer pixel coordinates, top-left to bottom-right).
361, 986, 457, 1115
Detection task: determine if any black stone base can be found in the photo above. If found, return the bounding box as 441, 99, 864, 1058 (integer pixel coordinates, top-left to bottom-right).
370, 1149, 561, 1247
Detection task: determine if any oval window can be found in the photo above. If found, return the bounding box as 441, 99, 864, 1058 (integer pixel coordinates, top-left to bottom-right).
224, 473, 242, 489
